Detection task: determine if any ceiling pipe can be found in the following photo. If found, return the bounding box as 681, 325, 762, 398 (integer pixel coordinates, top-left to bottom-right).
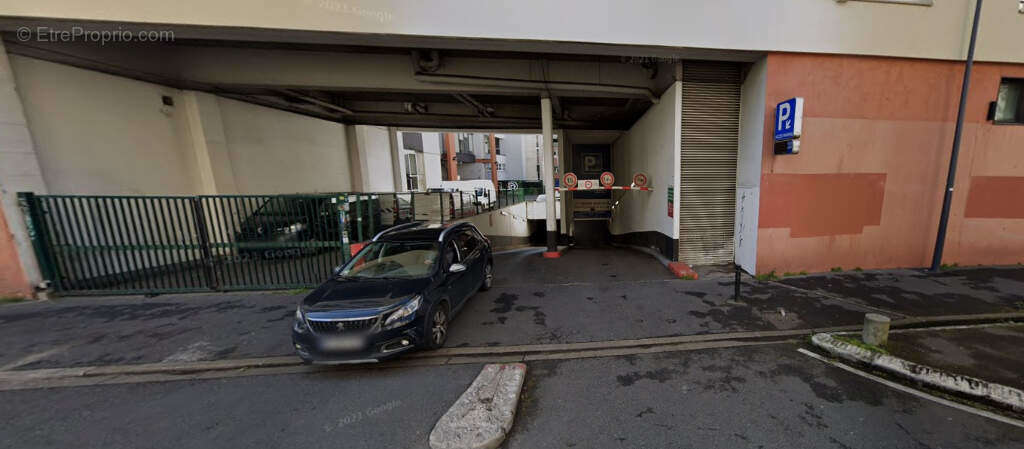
453, 93, 493, 117
414, 72, 659, 104
278, 89, 354, 114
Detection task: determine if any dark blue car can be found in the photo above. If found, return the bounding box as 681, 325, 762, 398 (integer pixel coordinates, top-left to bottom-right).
292, 222, 493, 364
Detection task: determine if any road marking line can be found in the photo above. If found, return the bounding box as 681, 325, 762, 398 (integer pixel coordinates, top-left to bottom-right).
797, 348, 1024, 430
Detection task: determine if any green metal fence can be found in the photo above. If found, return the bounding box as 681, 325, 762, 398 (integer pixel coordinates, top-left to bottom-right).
18, 188, 531, 295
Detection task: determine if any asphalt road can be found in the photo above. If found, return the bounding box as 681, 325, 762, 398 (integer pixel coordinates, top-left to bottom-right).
506, 344, 1024, 449
3, 343, 1022, 449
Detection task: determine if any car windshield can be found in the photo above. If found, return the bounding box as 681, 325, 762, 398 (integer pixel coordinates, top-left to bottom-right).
338, 241, 438, 279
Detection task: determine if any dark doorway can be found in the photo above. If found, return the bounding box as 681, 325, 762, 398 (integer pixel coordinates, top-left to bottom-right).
571, 145, 612, 247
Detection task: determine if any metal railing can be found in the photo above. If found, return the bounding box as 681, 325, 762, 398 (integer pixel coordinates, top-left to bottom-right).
18, 188, 532, 295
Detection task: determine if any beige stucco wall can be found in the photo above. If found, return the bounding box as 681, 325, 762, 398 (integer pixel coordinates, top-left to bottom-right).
1, 0, 1021, 62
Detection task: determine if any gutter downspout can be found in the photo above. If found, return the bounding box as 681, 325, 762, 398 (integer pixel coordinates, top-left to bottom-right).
930, 0, 982, 272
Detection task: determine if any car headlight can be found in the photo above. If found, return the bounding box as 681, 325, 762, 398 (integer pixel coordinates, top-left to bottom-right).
383, 296, 422, 329
293, 306, 308, 333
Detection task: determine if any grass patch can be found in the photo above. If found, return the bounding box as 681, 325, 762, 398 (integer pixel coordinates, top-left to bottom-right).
853, 267, 864, 272
755, 271, 779, 281
286, 288, 312, 295
0, 296, 28, 304
680, 275, 697, 281
833, 334, 889, 355
830, 266, 843, 272
939, 262, 960, 271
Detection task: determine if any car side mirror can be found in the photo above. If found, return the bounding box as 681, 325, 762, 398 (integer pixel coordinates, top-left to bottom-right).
449, 263, 467, 274
332, 265, 343, 276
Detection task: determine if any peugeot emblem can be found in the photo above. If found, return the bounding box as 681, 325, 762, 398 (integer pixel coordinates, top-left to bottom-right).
336, 322, 346, 331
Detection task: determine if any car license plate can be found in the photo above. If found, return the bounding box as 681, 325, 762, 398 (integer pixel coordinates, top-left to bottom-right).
321, 335, 365, 351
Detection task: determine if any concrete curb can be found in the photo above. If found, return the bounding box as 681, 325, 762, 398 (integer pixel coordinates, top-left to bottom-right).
429, 363, 526, 449
1, 313, 1020, 383
811, 333, 1024, 412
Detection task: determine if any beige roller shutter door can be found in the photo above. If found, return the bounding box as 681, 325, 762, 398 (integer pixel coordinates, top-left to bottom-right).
679, 62, 741, 266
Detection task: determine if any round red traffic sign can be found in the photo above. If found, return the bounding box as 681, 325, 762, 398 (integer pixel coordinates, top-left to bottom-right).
599, 171, 615, 187
563, 172, 578, 188
632, 172, 649, 188
583, 180, 595, 189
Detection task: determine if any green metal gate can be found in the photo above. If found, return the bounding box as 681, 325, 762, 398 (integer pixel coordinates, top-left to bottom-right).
17, 190, 524, 295
18, 193, 372, 295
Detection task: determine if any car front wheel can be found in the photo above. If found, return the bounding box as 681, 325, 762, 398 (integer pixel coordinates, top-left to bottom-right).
481, 262, 493, 291
423, 301, 450, 350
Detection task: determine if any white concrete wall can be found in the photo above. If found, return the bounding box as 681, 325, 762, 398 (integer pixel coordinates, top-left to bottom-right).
5, 0, 1021, 63
422, 132, 443, 189
609, 82, 681, 240
11, 55, 201, 195
217, 96, 351, 193
11, 56, 354, 195
348, 125, 394, 192
734, 58, 767, 274
461, 202, 531, 237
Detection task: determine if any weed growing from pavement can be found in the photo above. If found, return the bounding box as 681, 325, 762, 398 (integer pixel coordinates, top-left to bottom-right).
0, 297, 27, 304
286, 288, 312, 295
830, 267, 843, 272
755, 271, 779, 281
940, 263, 960, 271
853, 267, 864, 272
833, 334, 889, 355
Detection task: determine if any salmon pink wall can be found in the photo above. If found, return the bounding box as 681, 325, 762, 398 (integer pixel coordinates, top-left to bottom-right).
0, 205, 31, 298
757, 53, 1024, 274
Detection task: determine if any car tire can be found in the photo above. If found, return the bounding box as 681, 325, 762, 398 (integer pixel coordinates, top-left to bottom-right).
480, 262, 493, 291
423, 301, 450, 350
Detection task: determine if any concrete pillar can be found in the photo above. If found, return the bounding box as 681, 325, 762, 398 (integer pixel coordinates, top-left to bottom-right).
488, 133, 498, 190
388, 127, 404, 191
541, 96, 558, 256
862, 313, 891, 347
0, 41, 48, 298
182, 91, 238, 195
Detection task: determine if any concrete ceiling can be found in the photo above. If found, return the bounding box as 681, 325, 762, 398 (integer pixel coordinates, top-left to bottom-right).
0, 24, 742, 129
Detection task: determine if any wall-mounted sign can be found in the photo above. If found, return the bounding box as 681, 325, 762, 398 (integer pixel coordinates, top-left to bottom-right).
563, 172, 578, 188
632, 172, 649, 188
774, 97, 804, 142
773, 139, 800, 155
667, 185, 674, 218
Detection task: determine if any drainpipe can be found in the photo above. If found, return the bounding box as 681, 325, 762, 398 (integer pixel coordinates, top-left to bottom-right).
930, 0, 983, 272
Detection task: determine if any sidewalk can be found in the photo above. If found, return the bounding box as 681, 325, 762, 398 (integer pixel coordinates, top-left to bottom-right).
886, 324, 1024, 392
0, 260, 1021, 372
779, 266, 1024, 317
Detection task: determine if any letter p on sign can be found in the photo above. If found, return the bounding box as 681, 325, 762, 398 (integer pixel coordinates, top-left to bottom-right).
773, 97, 803, 142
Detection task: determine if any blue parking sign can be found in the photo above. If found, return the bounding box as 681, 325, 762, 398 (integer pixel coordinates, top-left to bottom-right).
773, 97, 803, 142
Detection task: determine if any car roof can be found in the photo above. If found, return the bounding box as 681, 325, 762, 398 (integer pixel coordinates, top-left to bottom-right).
374, 222, 474, 243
